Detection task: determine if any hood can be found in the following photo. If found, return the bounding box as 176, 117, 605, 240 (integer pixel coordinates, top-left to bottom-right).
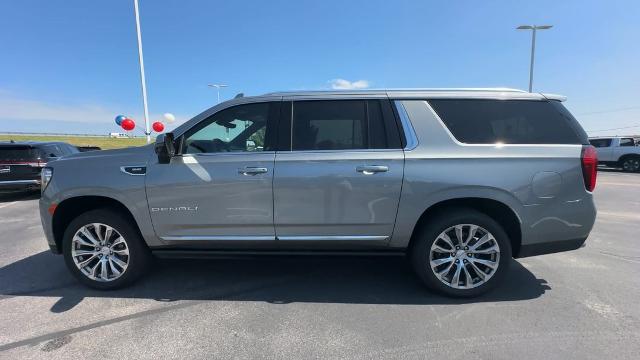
50, 144, 155, 166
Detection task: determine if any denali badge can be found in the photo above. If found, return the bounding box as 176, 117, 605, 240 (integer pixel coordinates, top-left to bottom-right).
151, 206, 199, 212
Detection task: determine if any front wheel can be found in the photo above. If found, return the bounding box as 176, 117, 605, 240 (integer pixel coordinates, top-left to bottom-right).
410, 209, 512, 297
62, 208, 151, 290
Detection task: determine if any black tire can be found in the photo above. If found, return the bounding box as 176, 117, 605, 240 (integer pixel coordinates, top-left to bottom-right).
62, 208, 151, 290
410, 208, 512, 298
620, 156, 640, 172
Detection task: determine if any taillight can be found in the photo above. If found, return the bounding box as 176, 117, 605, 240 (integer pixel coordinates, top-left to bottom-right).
581, 145, 597, 192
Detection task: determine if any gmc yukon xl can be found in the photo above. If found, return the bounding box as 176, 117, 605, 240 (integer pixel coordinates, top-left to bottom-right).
39, 89, 597, 297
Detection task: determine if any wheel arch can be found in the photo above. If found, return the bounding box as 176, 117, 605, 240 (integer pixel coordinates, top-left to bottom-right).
618, 153, 640, 163
52, 195, 144, 253
407, 197, 523, 257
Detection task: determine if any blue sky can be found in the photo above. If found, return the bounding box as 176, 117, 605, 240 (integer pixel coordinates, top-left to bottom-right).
0, 0, 638, 135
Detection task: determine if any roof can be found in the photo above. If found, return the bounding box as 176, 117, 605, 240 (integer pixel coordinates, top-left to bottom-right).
261, 88, 566, 101
171, 87, 567, 137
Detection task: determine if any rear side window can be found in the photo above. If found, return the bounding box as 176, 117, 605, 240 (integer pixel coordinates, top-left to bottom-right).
619, 138, 635, 147
428, 99, 587, 145
589, 138, 612, 148
290, 100, 400, 151
0, 146, 38, 162
40, 145, 64, 158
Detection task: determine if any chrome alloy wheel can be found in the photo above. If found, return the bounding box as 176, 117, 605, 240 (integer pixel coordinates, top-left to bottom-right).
429, 224, 500, 289
71, 223, 130, 282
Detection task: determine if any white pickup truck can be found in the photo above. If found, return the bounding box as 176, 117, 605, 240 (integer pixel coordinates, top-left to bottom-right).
589, 136, 640, 172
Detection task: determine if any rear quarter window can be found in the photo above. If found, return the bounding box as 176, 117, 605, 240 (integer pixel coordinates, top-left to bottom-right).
428, 99, 588, 145
589, 138, 612, 148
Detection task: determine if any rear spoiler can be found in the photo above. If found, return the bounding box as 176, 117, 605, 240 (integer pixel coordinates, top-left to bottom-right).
542, 93, 567, 102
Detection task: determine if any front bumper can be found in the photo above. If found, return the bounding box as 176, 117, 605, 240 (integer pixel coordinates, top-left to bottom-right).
39, 196, 60, 254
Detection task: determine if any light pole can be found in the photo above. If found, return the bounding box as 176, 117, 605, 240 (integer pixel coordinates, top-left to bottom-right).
133, 0, 151, 143
208, 84, 228, 104
517, 25, 552, 92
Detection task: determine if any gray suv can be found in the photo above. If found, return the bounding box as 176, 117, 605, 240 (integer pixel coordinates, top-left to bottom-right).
39, 88, 598, 297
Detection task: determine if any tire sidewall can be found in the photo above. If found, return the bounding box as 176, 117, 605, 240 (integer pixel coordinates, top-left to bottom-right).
622, 157, 640, 172
411, 209, 512, 298
62, 208, 150, 290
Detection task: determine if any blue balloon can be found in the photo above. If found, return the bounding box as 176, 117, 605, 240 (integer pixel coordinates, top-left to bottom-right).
115, 115, 126, 125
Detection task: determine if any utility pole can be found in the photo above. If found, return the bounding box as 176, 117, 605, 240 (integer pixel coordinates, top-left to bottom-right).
133, 0, 151, 143
208, 84, 228, 104
517, 25, 553, 92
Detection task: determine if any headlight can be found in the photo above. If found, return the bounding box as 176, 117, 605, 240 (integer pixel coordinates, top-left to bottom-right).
41, 167, 53, 192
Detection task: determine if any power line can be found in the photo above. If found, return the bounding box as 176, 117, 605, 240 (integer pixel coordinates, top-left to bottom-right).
576, 106, 640, 116
587, 124, 640, 133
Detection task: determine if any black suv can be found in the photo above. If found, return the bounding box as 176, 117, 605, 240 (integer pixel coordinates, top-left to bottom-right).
0, 141, 78, 192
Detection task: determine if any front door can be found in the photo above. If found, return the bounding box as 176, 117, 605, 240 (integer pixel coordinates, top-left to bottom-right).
273, 99, 405, 248
146, 101, 280, 246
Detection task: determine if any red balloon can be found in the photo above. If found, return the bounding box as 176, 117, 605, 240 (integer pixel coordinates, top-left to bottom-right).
152, 121, 165, 133
121, 118, 135, 131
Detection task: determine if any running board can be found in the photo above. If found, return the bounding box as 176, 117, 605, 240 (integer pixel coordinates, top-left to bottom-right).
151, 249, 406, 259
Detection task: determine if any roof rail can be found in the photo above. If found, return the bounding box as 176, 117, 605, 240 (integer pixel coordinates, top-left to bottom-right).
261, 87, 528, 96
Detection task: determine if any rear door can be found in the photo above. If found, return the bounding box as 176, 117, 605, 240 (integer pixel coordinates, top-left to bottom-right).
273, 98, 404, 248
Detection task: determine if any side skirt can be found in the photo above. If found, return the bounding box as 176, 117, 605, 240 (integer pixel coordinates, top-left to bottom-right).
151, 249, 407, 259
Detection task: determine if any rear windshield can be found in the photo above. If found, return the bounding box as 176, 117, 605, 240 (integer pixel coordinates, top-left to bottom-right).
0, 146, 39, 161
428, 99, 588, 145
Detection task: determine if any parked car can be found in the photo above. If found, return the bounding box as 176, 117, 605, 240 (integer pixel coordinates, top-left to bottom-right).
0, 141, 78, 192
39, 88, 597, 297
589, 136, 640, 172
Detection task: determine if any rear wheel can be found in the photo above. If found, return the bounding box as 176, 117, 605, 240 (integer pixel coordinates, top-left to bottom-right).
410, 209, 512, 297
621, 156, 640, 172
62, 208, 151, 289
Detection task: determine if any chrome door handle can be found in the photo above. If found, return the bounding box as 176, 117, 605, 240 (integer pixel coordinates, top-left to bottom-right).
238, 167, 268, 176
356, 165, 389, 175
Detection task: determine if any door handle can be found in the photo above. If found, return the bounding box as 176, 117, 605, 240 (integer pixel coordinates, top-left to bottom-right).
238, 167, 268, 176
356, 165, 389, 175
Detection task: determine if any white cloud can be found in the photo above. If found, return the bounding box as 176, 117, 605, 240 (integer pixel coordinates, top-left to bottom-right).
329, 79, 370, 90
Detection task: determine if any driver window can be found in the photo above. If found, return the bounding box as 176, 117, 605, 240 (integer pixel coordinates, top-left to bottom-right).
183, 102, 271, 154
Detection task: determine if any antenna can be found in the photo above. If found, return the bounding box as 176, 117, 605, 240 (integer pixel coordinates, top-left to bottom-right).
234, 93, 244, 99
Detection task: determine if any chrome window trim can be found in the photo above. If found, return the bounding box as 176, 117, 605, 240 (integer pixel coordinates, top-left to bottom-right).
277, 149, 400, 155
393, 100, 419, 150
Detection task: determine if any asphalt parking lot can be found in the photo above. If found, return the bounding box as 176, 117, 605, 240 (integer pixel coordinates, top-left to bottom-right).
0, 170, 639, 359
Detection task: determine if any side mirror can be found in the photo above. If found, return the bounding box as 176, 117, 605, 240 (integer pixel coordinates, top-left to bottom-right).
155, 132, 176, 164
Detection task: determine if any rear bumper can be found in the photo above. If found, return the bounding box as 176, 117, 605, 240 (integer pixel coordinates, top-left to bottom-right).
516, 237, 587, 258
0, 179, 40, 192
